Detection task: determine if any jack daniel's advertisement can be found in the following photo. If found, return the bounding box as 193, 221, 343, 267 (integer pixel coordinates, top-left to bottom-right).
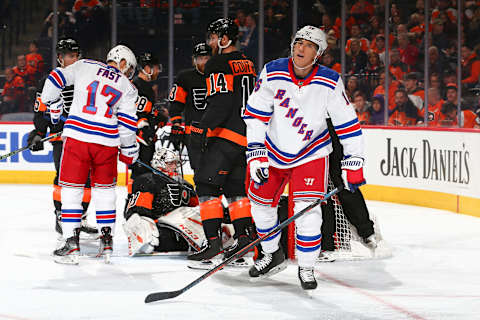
363, 128, 480, 199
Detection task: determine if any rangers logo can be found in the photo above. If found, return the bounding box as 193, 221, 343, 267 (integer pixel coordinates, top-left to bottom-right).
192, 88, 207, 110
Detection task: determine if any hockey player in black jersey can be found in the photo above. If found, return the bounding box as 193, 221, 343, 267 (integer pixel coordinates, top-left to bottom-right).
27, 38, 97, 239
168, 42, 211, 171
123, 147, 203, 255
130, 52, 167, 180
187, 18, 258, 262
320, 118, 377, 259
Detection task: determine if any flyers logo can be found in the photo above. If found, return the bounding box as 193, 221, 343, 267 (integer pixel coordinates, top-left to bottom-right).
192, 88, 207, 110
167, 184, 189, 207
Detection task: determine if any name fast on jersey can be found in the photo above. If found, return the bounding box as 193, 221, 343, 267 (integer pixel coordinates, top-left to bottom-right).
95, 67, 122, 83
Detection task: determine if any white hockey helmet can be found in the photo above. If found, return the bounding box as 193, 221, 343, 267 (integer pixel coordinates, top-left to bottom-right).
290, 26, 328, 64
106, 45, 137, 79
151, 147, 180, 175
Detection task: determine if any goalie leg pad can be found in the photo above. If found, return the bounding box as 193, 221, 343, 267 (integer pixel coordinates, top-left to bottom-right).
123, 213, 159, 255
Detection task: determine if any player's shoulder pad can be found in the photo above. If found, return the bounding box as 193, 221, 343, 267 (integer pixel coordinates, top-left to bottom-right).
80, 58, 108, 68
204, 54, 231, 76
315, 64, 340, 84
132, 172, 155, 191
265, 57, 289, 74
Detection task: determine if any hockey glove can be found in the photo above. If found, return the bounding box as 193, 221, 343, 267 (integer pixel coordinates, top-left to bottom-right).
190, 121, 208, 153
341, 156, 366, 192
246, 143, 269, 185
27, 130, 45, 151
169, 123, 185, 151
119, 142, 139, 165
136, 120, 154, 146
123, 213, 159, 256
47, 98, 63, 125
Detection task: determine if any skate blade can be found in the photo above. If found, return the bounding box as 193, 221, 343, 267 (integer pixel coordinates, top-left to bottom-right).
249, 261, 287, 282
53, 254, 79, 265
188, 259, 219, 270
79, 233, 100, 241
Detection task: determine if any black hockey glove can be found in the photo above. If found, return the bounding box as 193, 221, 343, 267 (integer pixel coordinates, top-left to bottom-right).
169, 124, 185, 151
27, 130, 45, 151
190, 121, 208, 153
137, 124, 155, 146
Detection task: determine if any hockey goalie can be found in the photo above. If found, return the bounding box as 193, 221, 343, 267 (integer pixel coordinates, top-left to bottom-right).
123, 147, 236, 256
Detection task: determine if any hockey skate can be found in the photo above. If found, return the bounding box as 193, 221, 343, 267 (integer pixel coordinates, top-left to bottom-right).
53, 228, 80, 265
55, 210, 63, 239
317, 250, 336, 263
223, 234, 255, 260
362, 234, 378, 250
98, 227, 113, 264
249, 247, 287, 280
298, 267, 317, 290
79, 215, 99, 240
187, 236, 223, 261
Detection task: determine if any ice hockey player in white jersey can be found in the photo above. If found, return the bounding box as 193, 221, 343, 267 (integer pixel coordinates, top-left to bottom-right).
243, 26, 366, 290
41, 45, 139, 265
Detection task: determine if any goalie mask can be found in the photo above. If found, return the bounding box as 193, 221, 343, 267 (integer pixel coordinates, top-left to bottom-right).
290, 26, 327, 69
151, 147, 180, 176
106, 45, 137, 79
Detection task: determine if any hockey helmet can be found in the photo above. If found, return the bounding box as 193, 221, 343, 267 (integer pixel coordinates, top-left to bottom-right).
193, 42, 212, 57
137, 52, 159, 69
106, 45, 137, 79
151, 147, 180, 174
56, 38, 81, 54
291, 26, 328, 62
206, 18, 239, 44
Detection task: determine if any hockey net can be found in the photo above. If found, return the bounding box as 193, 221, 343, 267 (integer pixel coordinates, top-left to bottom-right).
286, 179, 392, 261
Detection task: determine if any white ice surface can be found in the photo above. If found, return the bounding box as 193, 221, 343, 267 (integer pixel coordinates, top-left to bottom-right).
1, 185, 479, 320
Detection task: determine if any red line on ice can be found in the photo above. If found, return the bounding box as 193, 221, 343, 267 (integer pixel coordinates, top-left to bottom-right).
316, 271, 427, 320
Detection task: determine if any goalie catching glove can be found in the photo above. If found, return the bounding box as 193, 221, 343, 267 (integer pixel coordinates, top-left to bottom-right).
123, 213, 159, 255
246, 143, 269, 185
341, 156, 366, 192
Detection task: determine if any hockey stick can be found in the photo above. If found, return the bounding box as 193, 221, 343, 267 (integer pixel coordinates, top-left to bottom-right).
0, 131, 62, 161
144, 186, 342, 303
135, 159, 194, 193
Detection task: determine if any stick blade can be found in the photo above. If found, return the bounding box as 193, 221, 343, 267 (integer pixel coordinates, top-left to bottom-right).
145, 290, 183, 303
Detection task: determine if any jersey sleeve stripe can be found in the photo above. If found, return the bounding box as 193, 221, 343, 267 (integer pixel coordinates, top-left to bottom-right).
243, 104, 272, 123
334, 118, 359, 130
334, 119, 363, 140
118, 120, 137, 132
54, 68, 67, 86
47, 75, 63, 89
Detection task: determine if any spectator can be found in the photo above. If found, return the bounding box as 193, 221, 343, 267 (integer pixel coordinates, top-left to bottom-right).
353, 91, 370, 125
431, 18, 449, 52
322, 12, 340, 39
369, 94, 385, 125
388, 89, 420, 126
72, 0, 103, 14
389, 48, 408, 82
350, 0, 375, 26
240, 13, 258, 64
397, 33, 419, 70
370, 34, 386, 62
419, 87, 445, 126
1, 68, 26, 113
409, 12, 425, 37
321, 51, 341, 73
13, 55, 36, 87
438, 101, 479, 128
43, 3, 76, 38
461, 45, 480, 88
325, 29, 341, 61
395, 23, 408, 36
345, 75, 359, 102
346, 24, 370, 53
425, 46, 444, 76
346, 39, 368, 75
364, 51, 383, 93
235, 9, 248, 42
26, 40, 45, 77
445, 82, 469, 110
431, 0, 457, 24
373, 70, 401, 110
404, 72, 424, 109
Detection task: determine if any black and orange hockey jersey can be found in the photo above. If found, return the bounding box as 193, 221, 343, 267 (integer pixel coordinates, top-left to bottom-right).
168, 68, 208, 131
200, 51, 257, 147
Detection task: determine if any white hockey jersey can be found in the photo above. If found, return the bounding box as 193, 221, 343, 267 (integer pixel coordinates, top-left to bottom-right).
244, 58, 364, 169
41, 59, 138, 147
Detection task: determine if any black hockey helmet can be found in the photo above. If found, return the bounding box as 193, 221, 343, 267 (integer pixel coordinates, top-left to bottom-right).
137, 52, 159, 69
206, 18, 239, 43
193, 42, 212, 57
56, 38, 80, 54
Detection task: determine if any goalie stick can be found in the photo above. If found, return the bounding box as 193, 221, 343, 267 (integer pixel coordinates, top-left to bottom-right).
135, 159, 194, 193
0, 131, 62, 161
144, 186, 342, 303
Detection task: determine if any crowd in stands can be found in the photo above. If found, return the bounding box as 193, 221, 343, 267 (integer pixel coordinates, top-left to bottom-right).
2, 0, 480, 128
317, 0, 480, 128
